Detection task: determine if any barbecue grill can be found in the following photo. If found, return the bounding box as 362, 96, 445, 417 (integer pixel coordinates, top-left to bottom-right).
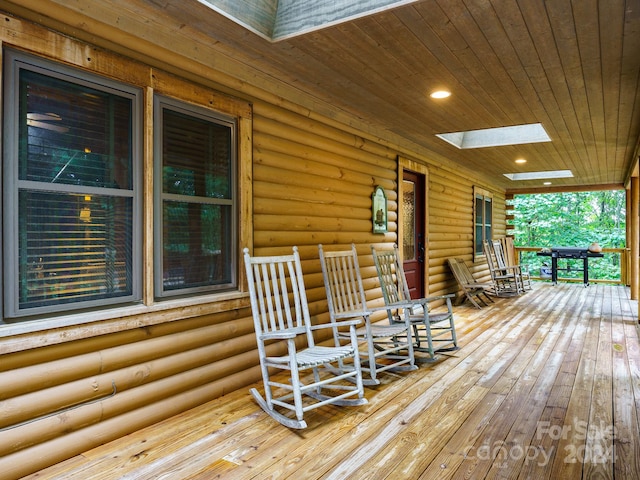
550, 247, 589, 259
537, 247, 604, 286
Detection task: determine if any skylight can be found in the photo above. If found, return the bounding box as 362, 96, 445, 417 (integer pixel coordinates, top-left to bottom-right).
198, 0, 420, 41
503, 170, 573, 181
435, 123, 551, 149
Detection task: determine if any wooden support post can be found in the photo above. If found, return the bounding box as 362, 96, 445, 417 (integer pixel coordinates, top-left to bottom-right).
630, 177, 639, 305
625, 187, 632, 286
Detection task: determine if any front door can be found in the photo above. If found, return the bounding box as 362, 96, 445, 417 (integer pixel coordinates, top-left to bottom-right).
402, 170, 426, 299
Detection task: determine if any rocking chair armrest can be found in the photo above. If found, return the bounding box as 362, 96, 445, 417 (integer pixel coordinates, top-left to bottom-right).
412, 293, 456, 305
389, 294, 455, 312
259, 327, 306, 340
498, 265, 522, 274
310, 319, 362, 331
368, 302, 414, 313
464, 282, 493, 288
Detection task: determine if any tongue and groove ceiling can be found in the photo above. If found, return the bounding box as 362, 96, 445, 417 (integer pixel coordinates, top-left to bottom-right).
197, 0, 640, 191
13, 0, 640, 191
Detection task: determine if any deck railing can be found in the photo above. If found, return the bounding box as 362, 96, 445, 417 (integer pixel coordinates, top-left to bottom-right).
514, 246, 629, 286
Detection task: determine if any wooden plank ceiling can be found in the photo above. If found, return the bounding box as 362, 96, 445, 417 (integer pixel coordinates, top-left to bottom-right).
12, 0, 640, 191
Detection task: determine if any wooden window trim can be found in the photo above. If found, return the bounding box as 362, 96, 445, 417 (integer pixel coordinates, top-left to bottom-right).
3, 49, 144, 318
0, 44, 253, 343
473, 186, 493, 262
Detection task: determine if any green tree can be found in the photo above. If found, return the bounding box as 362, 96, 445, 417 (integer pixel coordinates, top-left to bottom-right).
511, 191, 626, 281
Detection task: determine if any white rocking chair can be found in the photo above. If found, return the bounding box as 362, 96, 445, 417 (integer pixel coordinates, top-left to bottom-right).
243, 247, 367, 429
318, 243, 417, 386
371, 244, 458, 362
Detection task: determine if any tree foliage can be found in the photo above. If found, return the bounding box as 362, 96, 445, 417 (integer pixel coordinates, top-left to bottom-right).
511, 190, 626, 281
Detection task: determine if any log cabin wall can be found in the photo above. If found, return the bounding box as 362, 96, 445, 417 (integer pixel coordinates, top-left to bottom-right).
428, 167, 506, 289
0, 9, 504, 478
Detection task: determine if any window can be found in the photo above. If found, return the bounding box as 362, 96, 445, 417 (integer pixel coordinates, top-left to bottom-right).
474, 187, 493, 259
3, 50, 142, 318
154, 96, 237, 297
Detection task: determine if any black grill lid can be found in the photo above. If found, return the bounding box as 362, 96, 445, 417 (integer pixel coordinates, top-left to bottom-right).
551, 247, 589, 258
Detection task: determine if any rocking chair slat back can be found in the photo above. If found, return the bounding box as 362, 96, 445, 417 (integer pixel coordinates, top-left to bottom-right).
374, 249, 405, 305
321, 249, 367, 316
247, 250, 312, 344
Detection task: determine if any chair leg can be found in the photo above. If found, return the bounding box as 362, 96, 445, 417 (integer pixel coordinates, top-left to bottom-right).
365, 334, 381, 385
259, 363, 274, 408
405, 327, 417, 369
483, 292, 495, 303
449, 318, 458, 347
424, 321, 436, 360
409, 321, 437, 362
288, 342, 305, 423
467, 294, 483, 309
250, 388, 307, 429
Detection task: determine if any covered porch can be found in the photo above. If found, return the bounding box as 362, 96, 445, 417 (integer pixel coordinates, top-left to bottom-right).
28, 282, 639, 479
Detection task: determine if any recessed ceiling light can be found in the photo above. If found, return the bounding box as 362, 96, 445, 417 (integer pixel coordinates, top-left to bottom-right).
503, 170, 573, 181
515, 158, 527, 164
543, 181, 552, 185
430, 90, 451, 99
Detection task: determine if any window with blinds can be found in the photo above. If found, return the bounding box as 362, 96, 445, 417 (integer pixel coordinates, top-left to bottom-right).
154, 96, 237, 297
3, 50, 142, 318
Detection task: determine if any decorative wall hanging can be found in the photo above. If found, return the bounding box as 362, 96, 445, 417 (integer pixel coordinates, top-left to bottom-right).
372, 186, 388, 233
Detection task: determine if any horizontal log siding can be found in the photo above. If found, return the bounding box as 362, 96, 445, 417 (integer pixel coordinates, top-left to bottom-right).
0, 309, 260, 477
0, 11, 504, 479
428, 168, 506, 291
252, 103, 400, 315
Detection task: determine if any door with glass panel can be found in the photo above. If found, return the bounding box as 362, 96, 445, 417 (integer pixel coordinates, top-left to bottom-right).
402, 170, 426, 299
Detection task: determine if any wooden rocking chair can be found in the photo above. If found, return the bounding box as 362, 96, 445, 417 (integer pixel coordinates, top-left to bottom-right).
371, 244, 458, 362
244, 247, 367, 429
497, 237, 532, 291
318, 244, 417, 386
446, 258, 495, 308
483, 240, 523, 296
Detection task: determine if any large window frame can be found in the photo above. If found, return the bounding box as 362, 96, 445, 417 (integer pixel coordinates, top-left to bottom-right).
473, 186, 493, 261
153, 95, 238, 298
2, 49, 143, 319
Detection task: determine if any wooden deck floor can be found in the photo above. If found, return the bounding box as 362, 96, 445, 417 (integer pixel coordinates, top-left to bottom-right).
27, 282, 640, 479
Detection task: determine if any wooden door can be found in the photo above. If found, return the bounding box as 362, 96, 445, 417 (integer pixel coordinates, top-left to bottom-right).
402, 170, 426, 299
